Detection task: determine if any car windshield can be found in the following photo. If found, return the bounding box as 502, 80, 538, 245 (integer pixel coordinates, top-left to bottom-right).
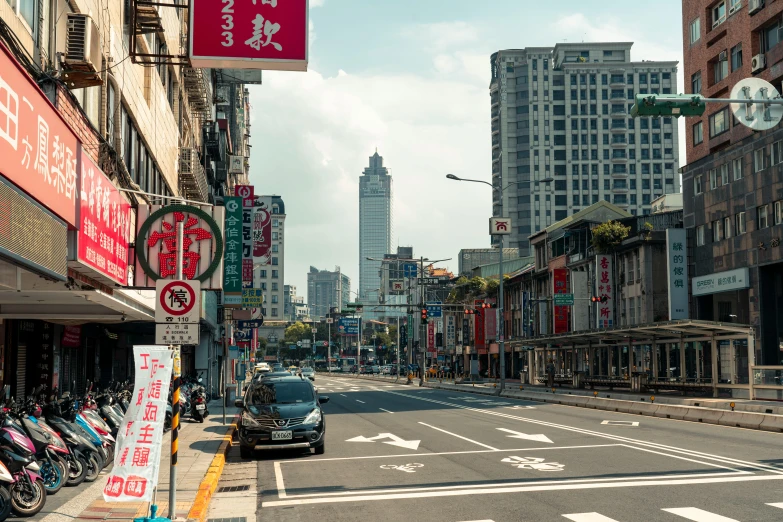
246, 382, 314, 405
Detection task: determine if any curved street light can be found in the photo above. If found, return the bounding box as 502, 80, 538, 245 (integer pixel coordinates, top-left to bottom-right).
445, 173, 553, 391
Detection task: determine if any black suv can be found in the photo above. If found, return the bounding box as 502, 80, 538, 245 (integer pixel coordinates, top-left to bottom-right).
235, 375, 329, 458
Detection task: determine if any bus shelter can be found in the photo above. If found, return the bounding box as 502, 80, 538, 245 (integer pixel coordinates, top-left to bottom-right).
525, 320, 755, 398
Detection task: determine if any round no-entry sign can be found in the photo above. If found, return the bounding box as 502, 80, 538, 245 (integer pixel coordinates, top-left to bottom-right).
155, 280, 201, 323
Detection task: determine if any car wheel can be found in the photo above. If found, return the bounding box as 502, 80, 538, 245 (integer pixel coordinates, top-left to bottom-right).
239, 444, 253, 459
314, 442, 325, 455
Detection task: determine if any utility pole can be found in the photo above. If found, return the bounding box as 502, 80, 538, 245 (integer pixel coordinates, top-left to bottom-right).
169, 222, 183, 520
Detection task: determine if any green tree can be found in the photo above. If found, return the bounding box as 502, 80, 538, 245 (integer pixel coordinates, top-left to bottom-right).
283, 322, 312, 344
591, 220, 631, 254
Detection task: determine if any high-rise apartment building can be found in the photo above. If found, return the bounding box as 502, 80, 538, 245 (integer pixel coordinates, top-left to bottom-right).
680, 0, 783, 366
359, 151, 394, 316
307, 266, 351, 320
490, 43, 680, 255
254, 196, 286, 320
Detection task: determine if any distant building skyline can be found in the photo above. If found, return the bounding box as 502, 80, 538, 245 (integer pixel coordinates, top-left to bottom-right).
307, 266, 351, 320
359, 151, 394, 320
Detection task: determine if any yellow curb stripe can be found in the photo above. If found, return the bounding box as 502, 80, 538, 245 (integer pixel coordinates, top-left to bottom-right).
186, 415, 239, 522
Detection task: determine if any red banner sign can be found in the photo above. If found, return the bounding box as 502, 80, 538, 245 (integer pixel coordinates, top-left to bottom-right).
252, 207, 271, 263
553, 268, 569, 334
474, 299, 486, 354
427, 322, 436, 353
190, 0, 308, 71
77, 150, 131, 285
0, 42, 78, 226
62, 325, 81, 348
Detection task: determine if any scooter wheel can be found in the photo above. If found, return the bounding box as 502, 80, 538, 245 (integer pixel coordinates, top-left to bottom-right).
84, 455, 101, 483
66, 456, 88, 487
0, 484, 11, 521
40, 459, 65, 495
10, 478, 46, 517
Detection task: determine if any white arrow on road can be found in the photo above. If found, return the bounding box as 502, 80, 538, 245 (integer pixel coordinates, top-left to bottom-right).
496, 428, 553, 444
346, 433, 421, 450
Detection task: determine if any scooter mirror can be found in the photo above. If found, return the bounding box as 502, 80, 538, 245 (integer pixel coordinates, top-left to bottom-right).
198, 378, 203, 383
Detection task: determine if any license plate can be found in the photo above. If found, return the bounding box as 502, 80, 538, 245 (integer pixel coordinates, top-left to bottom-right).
196, 405, 205, 410
272, 431, 292, 440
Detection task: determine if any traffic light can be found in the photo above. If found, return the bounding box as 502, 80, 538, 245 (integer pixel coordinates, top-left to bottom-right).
464, 308, 475, 315
631, 94, 706, 118
421, 308, 428, 324
591, 296, 609, 303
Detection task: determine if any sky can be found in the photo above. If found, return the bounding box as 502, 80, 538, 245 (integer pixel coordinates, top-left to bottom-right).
246, 0, 686, 298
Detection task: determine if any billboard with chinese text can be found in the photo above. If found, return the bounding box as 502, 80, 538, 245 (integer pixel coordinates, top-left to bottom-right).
595, 255, 614, 328
552, 268, 569, 334
666, 229, 689, 320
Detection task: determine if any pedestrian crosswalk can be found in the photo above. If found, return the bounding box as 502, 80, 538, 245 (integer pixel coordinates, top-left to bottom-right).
563, 502, 783, 521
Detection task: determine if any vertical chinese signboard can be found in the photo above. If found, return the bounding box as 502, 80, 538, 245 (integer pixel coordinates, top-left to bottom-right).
446, 315, 456, 350
252, 205, 272, 265
189, 0, 308, 72
462, 318, 470, 347
666, 229, 689, 320
427, 322, 436, 354
104, 346, 172, 502
0, 41, 78, 227
74, 150, 131, 285
474, 299, 486, 355
552, 268, 569, 334
223, 196, 242, 306
237, 185, 254, 286
595, 255, 614, 328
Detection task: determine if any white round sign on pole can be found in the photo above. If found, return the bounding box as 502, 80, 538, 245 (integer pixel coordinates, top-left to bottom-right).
155, 279, 201, 323
730, 77, 783, 131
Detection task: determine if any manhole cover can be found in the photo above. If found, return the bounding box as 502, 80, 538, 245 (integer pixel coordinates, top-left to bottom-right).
216, 485, 250, 493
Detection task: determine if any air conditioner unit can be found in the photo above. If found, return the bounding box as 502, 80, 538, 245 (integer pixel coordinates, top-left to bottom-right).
752, 53, 766, 73
719, 50, 728, 62
63, 13, 103, 88
749, 0, 763, 14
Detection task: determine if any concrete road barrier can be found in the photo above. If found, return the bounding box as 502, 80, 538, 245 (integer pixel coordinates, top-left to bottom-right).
759, 414, 783, 432
652, 404, 690, 420
628, 402, 660, 416
718, 411, 765, 430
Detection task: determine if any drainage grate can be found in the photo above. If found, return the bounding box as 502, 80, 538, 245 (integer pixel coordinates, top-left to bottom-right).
216, 485, 250, 493
207, 518, 247, 522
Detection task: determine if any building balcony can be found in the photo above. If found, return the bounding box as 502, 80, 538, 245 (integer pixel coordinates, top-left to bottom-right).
611, 170, 629, 177
612, 186, 630, 193
611, 156, 628, 163
610, 125, 627, 132
611, 141, 628, 148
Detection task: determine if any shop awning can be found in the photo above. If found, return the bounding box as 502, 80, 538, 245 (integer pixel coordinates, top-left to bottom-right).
516, 320, 753, 349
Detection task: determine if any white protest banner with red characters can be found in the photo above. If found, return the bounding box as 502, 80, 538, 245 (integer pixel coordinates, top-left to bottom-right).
103, 346, 172, 502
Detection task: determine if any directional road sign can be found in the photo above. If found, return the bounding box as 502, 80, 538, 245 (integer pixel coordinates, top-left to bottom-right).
403, 263, 418, 279
156, 280, 201, 324
426, 302, 443, 318
553, 293, 574, 306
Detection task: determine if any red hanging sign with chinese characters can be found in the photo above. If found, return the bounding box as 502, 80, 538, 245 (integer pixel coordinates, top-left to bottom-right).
190, 0, 308, 72
553, 268, 569, 334
595, 255, 614, 328
237, 185, 254, 284
103, 346, 172, 502
474, 299, 486, 355
252, 206, 271, 264
134, 205, 225, 290
0, 41, 78, 226
427, 322, 436, 353
76, 150, 131, 285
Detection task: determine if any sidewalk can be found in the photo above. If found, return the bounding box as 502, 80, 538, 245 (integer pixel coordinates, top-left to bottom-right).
73, 398, 238, 521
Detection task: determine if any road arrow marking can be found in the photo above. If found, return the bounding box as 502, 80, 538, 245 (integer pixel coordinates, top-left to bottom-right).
497, 428, 553, 444
346, 433, 421, 450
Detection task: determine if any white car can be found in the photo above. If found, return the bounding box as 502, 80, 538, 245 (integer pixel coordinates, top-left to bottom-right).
254, 363, 271, 375
380, 365, 392, 375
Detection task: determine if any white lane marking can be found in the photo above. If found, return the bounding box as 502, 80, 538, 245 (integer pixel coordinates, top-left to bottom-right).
274, 461, 287, 498
339, 394, 347, 397
768, 502, 783, 509
602, 420, 639, 427
497, 428, 553, 444
507, 405, 537, 410
346, 433, 420, 450
418, 422, 498, 450
563, 513, 621, 522
380, 408, 394, 414
380, 463, 423, 473
457, 520, 495, 522
662, 507, 739, 521
356, 400, 366, 403
262, 474, 783, 507
379, 389, 783, 475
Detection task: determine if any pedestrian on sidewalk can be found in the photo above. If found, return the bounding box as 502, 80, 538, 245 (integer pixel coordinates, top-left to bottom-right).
546, 358, 555, 388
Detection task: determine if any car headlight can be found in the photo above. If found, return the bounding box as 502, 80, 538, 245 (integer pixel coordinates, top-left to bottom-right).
242, 412, 260, 427
303, 408, 322, 425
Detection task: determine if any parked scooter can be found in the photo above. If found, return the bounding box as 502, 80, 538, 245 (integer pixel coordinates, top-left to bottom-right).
0, 459, 14, 521
0, 410, 46, 517
189, 379, 209, 423
41, 397, 99, 485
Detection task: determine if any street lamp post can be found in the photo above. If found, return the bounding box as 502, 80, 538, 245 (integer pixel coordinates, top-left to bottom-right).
446, 173, 553, 391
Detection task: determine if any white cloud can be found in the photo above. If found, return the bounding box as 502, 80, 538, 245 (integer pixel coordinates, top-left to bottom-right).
401, 21, 480, 52
247, 61, 491, 292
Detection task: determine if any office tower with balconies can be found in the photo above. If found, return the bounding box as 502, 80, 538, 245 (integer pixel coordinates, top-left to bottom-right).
307, 266, 351, 320
359, 151, 394, 319
489, 43, 680, 256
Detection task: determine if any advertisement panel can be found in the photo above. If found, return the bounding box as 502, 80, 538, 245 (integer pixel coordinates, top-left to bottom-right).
190, 0, 308, 71
595, 255, 614, 328
222, 196, 242, 299
337, 317, 359, 336
0, 41, 78, 226
75, 150, 131, 285
446, 315, 456, 349
666, 229, 689, 319
103, 347, 173, 502
252, 205, 272, 264
236, 185, 254, 285
427, 322, 436, 353
553, 268, 569, 334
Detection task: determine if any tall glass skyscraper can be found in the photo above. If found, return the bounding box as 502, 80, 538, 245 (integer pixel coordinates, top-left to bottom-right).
359, 151, 393, 319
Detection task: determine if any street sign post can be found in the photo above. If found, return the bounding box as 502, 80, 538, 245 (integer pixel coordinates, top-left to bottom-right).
553, 294, 574, 306
489, 217, 512, 235
156, 323, 200, 345
155, 280, 201, 324
426, 302, 443, 318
